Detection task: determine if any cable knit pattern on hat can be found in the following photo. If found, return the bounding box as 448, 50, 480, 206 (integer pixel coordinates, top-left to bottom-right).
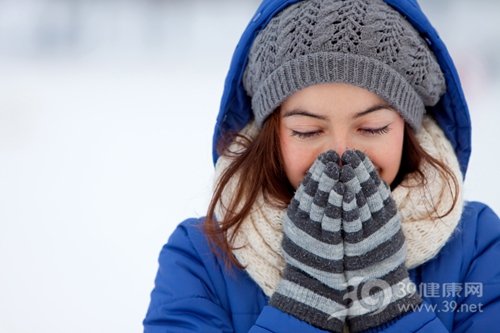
243, 0, 446, 132
214, 115, 463, 298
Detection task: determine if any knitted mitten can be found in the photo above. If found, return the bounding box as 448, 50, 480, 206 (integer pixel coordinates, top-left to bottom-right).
269, 150, 348, 332
339, 150, 422, 332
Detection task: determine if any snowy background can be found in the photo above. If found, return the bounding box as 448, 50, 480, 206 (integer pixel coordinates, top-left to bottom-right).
0, 0, 499, 332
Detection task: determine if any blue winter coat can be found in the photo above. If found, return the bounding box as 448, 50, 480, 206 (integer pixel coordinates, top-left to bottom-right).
144, 0, 500, 331
144, 202, 500, 332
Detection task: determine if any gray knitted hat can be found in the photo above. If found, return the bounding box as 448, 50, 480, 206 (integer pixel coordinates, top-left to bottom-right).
242, 0, 446, 132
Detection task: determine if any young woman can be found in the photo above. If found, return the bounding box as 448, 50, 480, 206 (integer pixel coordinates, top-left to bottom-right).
144, 0, 500, 332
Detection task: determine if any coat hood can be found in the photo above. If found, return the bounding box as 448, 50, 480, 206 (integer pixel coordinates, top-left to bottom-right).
212, 0, 471, 178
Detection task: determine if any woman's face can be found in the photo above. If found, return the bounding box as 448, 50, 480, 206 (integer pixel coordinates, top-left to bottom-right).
279, 83, 405, 189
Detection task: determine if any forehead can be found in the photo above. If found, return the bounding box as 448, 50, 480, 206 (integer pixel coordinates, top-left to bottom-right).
280, 83, 391, 117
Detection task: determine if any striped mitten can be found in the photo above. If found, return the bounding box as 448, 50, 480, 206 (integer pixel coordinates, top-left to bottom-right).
269, 150, 348, 332
339, 150, 422, 332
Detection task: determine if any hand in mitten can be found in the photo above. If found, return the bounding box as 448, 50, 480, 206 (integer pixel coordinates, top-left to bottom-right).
339, 150, 422, 332
269, 150, 348, 332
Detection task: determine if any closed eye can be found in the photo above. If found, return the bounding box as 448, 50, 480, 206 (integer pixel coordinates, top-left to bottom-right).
291, 130, 323, 139
359, 125, 390, 136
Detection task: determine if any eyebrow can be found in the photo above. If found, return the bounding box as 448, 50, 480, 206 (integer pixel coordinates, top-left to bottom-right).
282, 104, 396, 120
352, 104, 396, 119
282, 109, 327, 120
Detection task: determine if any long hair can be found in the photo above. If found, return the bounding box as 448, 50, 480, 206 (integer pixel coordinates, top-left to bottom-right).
204, 113, 459, 269
204, 111, 294, 269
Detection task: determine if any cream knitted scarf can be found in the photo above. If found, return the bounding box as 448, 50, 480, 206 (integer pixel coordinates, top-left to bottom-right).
214, 115, 464, 297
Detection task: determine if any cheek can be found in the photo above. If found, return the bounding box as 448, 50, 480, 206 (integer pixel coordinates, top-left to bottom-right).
280, 137, 318, 189
368, 131, 404, 185
371, 152, 401, 186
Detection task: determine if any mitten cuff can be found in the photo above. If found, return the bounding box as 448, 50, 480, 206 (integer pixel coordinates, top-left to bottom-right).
347, 268, 423, 333
270, 291, 345, 333
269, 275, 347, 333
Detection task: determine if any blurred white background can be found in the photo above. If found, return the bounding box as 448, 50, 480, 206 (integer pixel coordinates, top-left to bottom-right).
0, 0, 499, 332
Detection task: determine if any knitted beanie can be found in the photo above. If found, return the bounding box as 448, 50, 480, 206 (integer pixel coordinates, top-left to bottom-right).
242, 0, 446, 132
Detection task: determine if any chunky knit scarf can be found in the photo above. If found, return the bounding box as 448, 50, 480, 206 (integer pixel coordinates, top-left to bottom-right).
214, 116, 464, 297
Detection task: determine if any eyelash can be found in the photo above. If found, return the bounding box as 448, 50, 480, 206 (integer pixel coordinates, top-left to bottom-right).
359, 125, 390, 135
291, 130, 322, 139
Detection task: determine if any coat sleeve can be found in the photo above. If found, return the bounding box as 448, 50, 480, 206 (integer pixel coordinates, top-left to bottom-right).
363, 303, 447, 332
142, 219, 329, 333
143, 219, 234, 333
451, 204, 500, 332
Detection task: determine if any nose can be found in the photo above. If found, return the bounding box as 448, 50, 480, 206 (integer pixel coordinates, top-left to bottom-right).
327, 133, 352, 160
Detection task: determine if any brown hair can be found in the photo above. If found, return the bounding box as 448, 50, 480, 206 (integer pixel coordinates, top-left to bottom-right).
204, 113, 459, 269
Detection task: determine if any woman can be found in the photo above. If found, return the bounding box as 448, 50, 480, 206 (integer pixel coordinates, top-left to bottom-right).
144, 0, 500, 331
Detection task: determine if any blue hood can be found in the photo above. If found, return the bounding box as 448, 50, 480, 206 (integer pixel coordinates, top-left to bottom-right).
212, 0, 471, 178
